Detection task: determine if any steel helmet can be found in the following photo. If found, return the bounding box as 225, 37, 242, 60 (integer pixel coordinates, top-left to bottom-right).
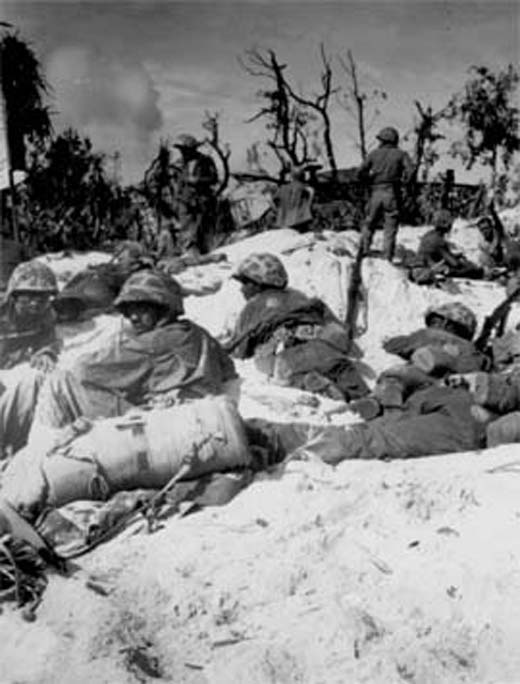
233, 253, 288, 290
424, 301, 477, 340
114, 270, 184, 317
174, 134, 200, 150
53, 269, 118, 321
376, 126, 399, 145
7, 260, 58, 298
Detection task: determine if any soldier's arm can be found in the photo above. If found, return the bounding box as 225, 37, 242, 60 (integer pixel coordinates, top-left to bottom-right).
383, 330, 424, 359
439, 244, 462, 269
401, 151, 415, 184
357, 153, 373, 182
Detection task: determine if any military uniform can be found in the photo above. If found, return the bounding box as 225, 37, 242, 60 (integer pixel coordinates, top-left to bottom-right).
173, 135, 219, 255
0, 261, 60, 455
27, 270, 237, 444
359, 127, 413, 261
228, 253, 368, 401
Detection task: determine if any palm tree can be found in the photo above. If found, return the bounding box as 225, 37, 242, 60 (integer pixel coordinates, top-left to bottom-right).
0, 31, 53, 169
0, 30, 52, 240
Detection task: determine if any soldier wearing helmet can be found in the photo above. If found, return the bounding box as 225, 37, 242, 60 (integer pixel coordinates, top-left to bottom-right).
113, 269, 185, 334
0, 260, 60, 371
0, 260, 63, 456
412, 209, 483, 281
358, 126, 414, 261
345, 300, 486, 418
226, 253, 368, 401
23, 269, 237, 442
474, 201, 520, 277
53, 240, 157, 323
173, 133, 219, 255
232, 252, 289, 301
380, 300, 486, 376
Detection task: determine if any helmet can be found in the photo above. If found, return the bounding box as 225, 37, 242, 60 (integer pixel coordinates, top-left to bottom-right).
173, 134, 200, 150
433, 209, 453, 230
376, 127, 399, 145
53, 269, 118, 321
7, 260, 58, 298
114, 240, 146, 263
114, 270, 184, 317
233, 253, 288, 290
424, 302, 477, 340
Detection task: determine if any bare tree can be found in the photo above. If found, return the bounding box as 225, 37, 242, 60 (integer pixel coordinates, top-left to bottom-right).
338, 50, 386, 161
239, 47, 336, 178
201, 110, 230, 195
282, 44, 338, 178
412, 101, 447, 182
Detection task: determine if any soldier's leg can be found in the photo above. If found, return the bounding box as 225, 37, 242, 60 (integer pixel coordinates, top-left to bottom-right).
29, 368, 129, 439
381, 190, 400, 261
360, 192, 383, 254
197, 195, 217, 254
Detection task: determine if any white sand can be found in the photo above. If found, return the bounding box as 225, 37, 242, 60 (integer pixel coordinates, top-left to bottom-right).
2, 212, 520, 683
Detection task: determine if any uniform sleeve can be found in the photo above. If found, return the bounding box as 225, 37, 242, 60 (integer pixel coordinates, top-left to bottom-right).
357, 153, 373, 181
35, 325, 63, 359
383, 330, 426, 359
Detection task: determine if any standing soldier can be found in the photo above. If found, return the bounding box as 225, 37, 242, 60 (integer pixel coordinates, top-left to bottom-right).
173, 134, 219, 255
272, 164, 315, 232
358, 126, 414, 262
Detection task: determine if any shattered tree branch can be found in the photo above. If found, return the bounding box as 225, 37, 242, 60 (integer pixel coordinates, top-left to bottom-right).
338, 49, 369, 160
282, 43, 338, 176
240, 46, 337, 176
202, 110, 230, 195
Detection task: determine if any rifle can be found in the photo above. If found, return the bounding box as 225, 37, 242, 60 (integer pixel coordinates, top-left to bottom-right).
345, 240, 365, 343
474, 282, 520, 352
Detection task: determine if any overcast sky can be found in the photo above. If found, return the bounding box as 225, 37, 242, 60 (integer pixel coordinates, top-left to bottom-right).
2, 1, 518, 183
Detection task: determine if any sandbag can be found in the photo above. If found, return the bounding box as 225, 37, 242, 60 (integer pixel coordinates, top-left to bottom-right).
2, 395, 251, 518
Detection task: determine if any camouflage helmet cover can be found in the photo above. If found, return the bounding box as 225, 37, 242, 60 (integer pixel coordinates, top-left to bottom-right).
424, 301, 477, 339
174, 133, 200, 149
376, 126, 399, 145
233, 252, 289, 289
7, 260, 58, 298
114, 269, 185, 317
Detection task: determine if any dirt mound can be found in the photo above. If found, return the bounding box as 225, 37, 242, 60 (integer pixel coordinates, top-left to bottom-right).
2, 447, 520, 683
2, 220, 520, 682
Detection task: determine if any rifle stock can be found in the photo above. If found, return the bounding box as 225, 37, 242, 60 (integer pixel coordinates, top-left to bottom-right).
345, 241, 365, 342
474, 284, 520, 352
